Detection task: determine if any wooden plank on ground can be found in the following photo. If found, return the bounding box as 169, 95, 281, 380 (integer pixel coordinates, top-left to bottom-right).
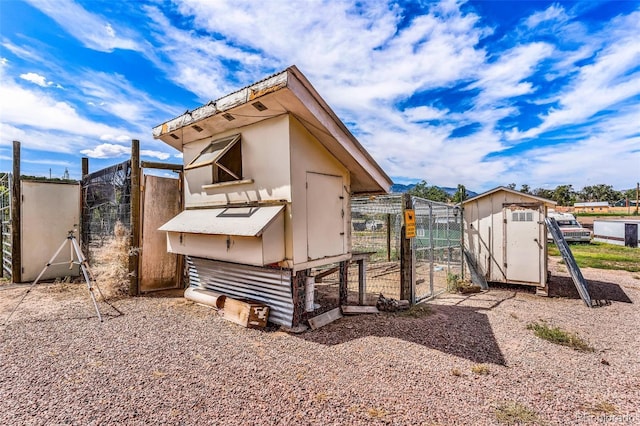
341, 306, 379, 315
308, 307, 343, 330
221, 297, 270, 329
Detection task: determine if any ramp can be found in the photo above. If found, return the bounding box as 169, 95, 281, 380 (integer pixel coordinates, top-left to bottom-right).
546, 218, 592, 307
463, 248, 489, 290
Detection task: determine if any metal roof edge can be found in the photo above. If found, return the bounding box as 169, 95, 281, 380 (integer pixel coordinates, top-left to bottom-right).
152, 69, 290, 139
462, 186, 557, 206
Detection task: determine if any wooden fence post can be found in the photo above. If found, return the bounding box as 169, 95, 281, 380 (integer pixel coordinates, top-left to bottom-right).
400, 193, 413, 302
11, 141, 21, 283
129, 140, 140, 296
80, 157, 89, 256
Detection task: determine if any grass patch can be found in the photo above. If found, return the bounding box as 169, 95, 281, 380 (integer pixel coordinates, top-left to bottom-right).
589, 401, 618, 414
495, 401, 540, 424
527, 321, 593, 352
471, 364, 490, 375
395, 303, 433, 318
366, 407, 389, 419
548, 242, 640, 272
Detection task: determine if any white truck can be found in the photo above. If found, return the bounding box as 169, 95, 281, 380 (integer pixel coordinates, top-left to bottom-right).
547, 211, 592, 243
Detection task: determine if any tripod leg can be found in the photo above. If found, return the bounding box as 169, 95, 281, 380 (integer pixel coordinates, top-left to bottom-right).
2, 237, 72, 326
70, 237, 102, 322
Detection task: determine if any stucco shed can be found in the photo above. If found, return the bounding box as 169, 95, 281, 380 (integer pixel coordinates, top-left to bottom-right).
153, 66, 392, 327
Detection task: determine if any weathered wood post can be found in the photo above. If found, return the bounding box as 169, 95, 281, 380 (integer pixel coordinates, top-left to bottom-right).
129, 140, 141, 296
80, 157, 89, 257
11, 141, 21, 283
400, 193, 414, 303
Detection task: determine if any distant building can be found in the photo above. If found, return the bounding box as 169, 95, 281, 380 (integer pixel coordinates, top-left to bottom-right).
573, 201, 609, 213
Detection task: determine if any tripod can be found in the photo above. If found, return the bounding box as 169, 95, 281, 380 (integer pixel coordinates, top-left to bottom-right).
3, 229, 119, 325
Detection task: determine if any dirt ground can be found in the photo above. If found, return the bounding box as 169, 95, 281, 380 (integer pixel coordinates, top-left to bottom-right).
1, 258, 639, 425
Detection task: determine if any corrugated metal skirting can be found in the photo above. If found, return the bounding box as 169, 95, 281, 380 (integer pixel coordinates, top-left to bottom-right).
187, 257, 294, 327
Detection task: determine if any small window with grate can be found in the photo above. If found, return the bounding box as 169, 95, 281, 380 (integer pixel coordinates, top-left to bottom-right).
185, 134, 243, 184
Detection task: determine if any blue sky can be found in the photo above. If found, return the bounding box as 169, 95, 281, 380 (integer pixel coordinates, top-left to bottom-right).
0, 0, 638, 192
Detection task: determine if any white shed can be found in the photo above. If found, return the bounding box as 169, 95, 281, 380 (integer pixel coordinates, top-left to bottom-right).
154, 66, 392, 327
462, 187, 556, 293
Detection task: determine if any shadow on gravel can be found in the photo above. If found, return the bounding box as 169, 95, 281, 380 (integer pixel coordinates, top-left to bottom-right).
548, 276, 632, 305
297, 304, 507, 366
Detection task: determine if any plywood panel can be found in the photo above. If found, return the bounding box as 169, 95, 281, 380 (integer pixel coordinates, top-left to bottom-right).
21, 181, 80, 282
306, 172, 344, 260
139, 175, 181, 292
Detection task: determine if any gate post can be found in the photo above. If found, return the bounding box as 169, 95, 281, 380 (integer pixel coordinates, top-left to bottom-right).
400, 193, 414, 303
11, 141, 21, 283
80, 157, 89, 257
129, 140, 141, 296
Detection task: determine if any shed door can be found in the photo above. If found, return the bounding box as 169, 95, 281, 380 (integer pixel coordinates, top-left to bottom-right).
21, 182, 80, 282
504, 206, 542, 283
139, 175, 181, 292
306, 172, 344, 260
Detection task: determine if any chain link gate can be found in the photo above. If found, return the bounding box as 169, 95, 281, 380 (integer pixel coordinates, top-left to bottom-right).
412, 196, 463, 301
350, 194, 463, 304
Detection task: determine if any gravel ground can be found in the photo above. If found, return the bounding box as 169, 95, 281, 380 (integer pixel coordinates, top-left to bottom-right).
1, 259, 639, 425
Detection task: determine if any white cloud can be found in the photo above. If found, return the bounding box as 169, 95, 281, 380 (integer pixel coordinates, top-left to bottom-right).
20, 72, 51, 87
100, 134, 131, 143
23, 0, 141, 52
80, 143, 129, 159
404, 106, 449, 122
525, 4, 568, 28
508, 14, 640, 141
0, 78, 130, 140
470, 42, 554, 106
140, 150, 170, 160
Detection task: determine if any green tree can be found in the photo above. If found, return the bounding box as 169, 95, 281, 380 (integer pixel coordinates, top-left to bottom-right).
408, 180, 448, 202
552, 184, 576, 206
578, 184, 622, 204
533, 188, 554, 200
451, 184, 467, 204
520, 184, 530, 194
506, 183, 516, 190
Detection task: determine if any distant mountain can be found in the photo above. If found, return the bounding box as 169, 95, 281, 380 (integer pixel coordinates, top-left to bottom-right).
390, 183, 478, 198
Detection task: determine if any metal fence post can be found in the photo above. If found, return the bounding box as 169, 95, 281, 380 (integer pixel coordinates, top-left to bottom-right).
428, 203, 434, 297
401, 193, 413, 302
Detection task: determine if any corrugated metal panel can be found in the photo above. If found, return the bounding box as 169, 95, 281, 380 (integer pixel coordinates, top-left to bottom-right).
187, 257, 294, 327
159, 205, 284, 236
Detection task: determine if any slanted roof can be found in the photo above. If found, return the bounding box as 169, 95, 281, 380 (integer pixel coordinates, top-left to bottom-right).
462, 186, 556, 206
152, 65, 392, 195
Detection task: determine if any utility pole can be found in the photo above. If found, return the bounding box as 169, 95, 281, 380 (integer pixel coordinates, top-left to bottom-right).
636, 182, 639, 215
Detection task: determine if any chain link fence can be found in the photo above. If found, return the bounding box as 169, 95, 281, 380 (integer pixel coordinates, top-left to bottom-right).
413, 197, 463, 301
0, 173, 11, 279
349, 194, 463, 304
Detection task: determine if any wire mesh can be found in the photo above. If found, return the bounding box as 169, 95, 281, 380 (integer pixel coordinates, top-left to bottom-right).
412, 196, 463, 301
81, 160, 131, 262
0, 173, 11, 278
350, 195, 404, 300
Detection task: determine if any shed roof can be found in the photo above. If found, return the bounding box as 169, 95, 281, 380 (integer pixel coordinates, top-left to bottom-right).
159, 205, 284, 237
462, 186, 556, 206
153, 66, 392, 195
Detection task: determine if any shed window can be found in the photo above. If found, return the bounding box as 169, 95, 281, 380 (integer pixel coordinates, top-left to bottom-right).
185, 134, 242, 183
512, 211, 533, 222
